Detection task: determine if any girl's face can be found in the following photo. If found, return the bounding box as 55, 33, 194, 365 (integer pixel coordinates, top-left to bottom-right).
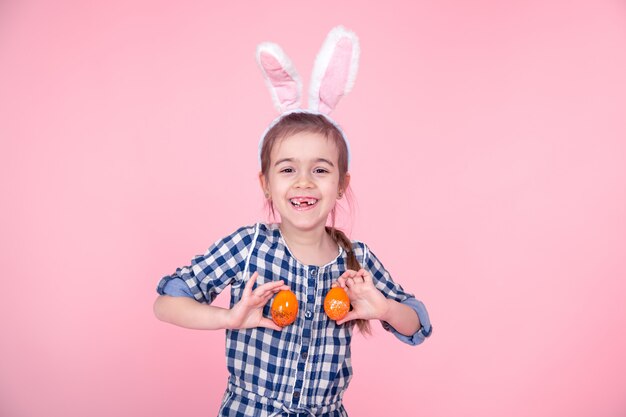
259, 131, 348, 233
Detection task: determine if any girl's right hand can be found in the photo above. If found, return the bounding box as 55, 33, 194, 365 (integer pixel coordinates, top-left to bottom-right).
227, 272, 289, 331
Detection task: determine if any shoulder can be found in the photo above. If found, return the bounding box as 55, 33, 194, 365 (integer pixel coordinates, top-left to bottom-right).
255, 222, 282, 244
348, 239, 370, 263
220, 224, 259, 245
213, 223, 283, 250
201, 224, 259, 257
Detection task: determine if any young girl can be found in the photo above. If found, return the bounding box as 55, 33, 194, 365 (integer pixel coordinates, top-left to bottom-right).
154, 27, 431, 417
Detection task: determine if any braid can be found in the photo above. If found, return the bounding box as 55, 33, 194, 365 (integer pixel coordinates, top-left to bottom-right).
326, 227, 371, 335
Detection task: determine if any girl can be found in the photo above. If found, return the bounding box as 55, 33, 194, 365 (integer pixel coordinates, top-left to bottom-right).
154, 27, 431, 417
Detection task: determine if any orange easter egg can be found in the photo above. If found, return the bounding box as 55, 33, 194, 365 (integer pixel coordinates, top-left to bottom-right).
271, 290, 298, 327
324, 287, 350, 321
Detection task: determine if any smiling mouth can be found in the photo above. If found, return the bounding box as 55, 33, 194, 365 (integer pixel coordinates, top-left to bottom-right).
289, 197, 318, 208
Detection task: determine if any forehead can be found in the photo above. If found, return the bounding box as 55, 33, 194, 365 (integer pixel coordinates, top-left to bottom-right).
272, 131, 339, 162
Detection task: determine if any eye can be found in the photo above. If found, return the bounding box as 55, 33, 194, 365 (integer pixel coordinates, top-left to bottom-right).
280, 167, 294, 173
313, 168, 329, 174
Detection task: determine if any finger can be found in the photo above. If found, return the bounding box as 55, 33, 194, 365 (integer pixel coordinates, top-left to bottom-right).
336, 311, 358, 325
358, 268, 373, 284
335, 277, 347, 289
255, 280, 286, 297
254, 287, 289, 309
260, 291, 275, 304
345, 277, 355, 288
351, 273, 365, 284
340, 270, 357, 279
254, 291, 275, 306
265, 285, 287, 298
243, 272, 259, 296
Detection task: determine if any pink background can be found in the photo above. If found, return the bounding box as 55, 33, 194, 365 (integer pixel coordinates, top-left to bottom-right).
2, 1, 626, 416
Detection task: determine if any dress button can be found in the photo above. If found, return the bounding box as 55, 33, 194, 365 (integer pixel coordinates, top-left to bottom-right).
301, 351, 308, 360
293, 391, 300, 399
305, 310, 313, 319
310, 268, 317, 276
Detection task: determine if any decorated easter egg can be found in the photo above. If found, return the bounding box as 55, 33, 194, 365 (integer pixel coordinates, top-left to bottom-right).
324, 287, 350, 321
271, 290, 298, 327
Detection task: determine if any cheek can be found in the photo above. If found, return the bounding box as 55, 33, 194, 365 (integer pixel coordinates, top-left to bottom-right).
268, 177, 288, 194
322, 180, 341, 195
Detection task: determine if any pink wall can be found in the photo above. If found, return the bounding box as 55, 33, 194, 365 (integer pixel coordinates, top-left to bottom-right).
2, 1, 626, 416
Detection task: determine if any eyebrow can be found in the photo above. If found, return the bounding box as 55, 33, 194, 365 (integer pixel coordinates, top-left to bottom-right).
274, 158, 335, 167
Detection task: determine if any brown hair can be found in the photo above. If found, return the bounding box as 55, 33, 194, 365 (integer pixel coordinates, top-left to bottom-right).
260, 112, 371, 334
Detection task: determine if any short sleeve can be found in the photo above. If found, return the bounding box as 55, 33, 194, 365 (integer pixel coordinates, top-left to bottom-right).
360, 243, 433, 346
156, 225, 257, 304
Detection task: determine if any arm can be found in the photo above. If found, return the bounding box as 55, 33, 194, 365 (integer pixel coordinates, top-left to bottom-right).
334, 269, 419, 335
154, 272, 289, 331
153, 295, 233, 330
335, 268, 432, 343
379, 297, 421, 337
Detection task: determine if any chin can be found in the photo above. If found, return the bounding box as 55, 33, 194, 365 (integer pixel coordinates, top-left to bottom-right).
282, 217, 328, 232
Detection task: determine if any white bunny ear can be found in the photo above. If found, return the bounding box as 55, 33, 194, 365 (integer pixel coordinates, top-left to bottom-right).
308, 26, 360, 114
256, 42, 303, 113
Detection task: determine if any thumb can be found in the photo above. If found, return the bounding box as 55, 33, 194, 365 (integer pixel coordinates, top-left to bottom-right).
259, 317, 284, 331
336, 310, 359, 326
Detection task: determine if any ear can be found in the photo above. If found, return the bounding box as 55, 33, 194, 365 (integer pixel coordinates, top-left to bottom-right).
339, 173, 351, 198
259, 172, 269, 196
256, 42, 303, 113
308, 26, 360, 114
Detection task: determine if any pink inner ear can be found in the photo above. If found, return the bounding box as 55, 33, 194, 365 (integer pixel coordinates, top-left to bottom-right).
260, 52, 300, 110
318, 38, 353, 114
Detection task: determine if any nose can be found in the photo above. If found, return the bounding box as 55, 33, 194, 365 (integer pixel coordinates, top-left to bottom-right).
294, 171, 314, 188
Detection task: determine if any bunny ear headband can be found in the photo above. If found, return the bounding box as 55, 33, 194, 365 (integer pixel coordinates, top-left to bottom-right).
256, 25, 360, 166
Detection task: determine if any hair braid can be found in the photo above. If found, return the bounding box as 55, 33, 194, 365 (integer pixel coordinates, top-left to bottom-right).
326, 227, 371, 335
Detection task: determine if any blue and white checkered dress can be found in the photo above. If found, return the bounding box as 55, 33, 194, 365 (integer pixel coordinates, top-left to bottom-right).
157, 223, 431, 416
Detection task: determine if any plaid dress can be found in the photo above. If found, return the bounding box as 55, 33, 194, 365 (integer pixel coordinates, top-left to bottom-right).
157, 223, 431, 417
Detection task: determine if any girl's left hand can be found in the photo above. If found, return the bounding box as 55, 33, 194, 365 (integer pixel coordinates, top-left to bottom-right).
332, 269, 390, 325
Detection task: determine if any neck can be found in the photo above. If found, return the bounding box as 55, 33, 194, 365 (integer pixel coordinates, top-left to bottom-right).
279, 223, 328, 248
278, 222, 339, 266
